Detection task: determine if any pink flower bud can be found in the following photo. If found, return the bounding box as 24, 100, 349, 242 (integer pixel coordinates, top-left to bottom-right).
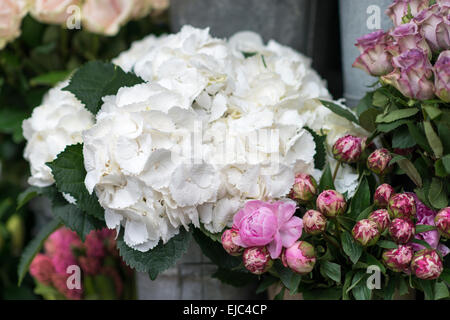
352, 219, 381, 246
352, 30, 394, 76
332, 135, 364, 163
30, 254, 55, 286
411, 249, 443, 280
382, 245, 414, 273
290, 173, 318, 203
414, 4, 450, 52
302, 210, 327, 235
433, 50, 450, 102
388, 193, 416, 220
367, 148, 393, 175
242, 247, 273, 275
386, 0, 429, 26
316, 190, 347, 218
79, 255, 101, 275
221, 228, 243, 256
435, 207, 450, 239
374, 184, 395, 208
368, 209, 391, 232
389, 218, 415, 243
382, 49, 435, 100
281, 241, 316, 275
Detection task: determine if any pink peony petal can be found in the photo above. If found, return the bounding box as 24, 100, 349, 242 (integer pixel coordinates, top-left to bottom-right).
279, 216, 303, 248
267, 232, 283, 259
276, 201, 297, 225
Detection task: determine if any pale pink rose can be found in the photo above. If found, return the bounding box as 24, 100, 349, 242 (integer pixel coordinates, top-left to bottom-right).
433, 50, 450, 102
30, 0, 81, 25
232, 200, 303, 259
0, 0, 27, 49
386, 0, 429, 26
82, 0, 134, 36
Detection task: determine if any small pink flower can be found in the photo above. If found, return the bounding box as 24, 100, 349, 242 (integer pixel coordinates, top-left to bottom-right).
242, 247, 273, 275
352, 30, 394, 76
281, 241, 316, 275
386, 0, 429, 26
435, 207, 450, 239
316, 190, 347, 218
51, 273, 83, 300
388, 193, 416, 220
352, 219, 380, 246
367, 148, 393, 175
382, 245, 413, 273
332, 135, 364, 163
85, 230, 106, 258
433, 50, 450, 102
411, 249, 443, 280
45, 228, 82, 274
221, 228, 243, 256
373, 184, 395, 208
389, 218, 415, 244
302, 210, 327, 235
30, 254, 55, 286
79, 255, 101, 275
368, 209, 391, 232
290, 173, 318, 203
233, 200, 303, 259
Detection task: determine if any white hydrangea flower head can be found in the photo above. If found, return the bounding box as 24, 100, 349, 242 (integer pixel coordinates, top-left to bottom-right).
22, 81, 94, 187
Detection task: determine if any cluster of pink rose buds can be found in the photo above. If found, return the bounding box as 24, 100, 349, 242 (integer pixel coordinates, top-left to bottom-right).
353, 0, 450, 101
29, 227, 129, 300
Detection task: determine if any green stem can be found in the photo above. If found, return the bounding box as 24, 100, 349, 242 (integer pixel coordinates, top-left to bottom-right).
332, 161, 341, 184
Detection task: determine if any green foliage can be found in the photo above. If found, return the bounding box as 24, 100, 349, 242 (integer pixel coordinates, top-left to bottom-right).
341, 231, 363, 264
318, 99, 359, 124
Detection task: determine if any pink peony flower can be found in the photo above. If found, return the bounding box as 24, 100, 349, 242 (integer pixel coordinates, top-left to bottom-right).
433, 50, 450, 102
85, 230, 106, 258
352, 30, 394, 76
51, 273, 83, 300
221, 228, 243, 256
316, 190, 347, 218
45, 228, 82, 274
373, 184, 395, 208
368, 209, 391, 232
302, 210, 327, 235
242, 247, 273, 275
78, 255, 101, 275
30, 254, 55, 286
389, 218, 415, 243
382, 49, 435, 100
232, 200, 302, 259
386, 0, 430, 26
352, 219, 380, 246
367, 148, 393, 175
382, 245, 413, 273
281, 241, 316, 275
435, 207, 450, 239
290, 173, 318, 203
332, 135, 364, 163
411, 249, 443, 280
388, 193, 416, 220
414, 4, 450, 52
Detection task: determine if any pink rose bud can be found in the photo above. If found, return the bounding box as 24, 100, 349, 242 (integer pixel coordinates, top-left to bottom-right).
388, 193, 416, 220
0, 0, 27, 49
290, 173, 318, 203
233, 200, 303, 259
411, 249, 443, 280
367, 148, 393, 175
414, 4, 450, 52
435, 207, 450, 239
352, 30, 394, 76
382, 49, 435, 100
374, 184, 395, 208
433, 50, 450, 102
302, 210, 327, 235
389, 218, 415, 243
332, 135, 364, 163
386, 0, 429, 26
352, 219, 381, 247
29, 254, 55, 286
316, 190, 347, 218
368, 209, 391, 232
221, 228, 244, 256
389, 22, 431, 58
242, 247, 273, 275
30, 0, 81, 25
281, 241, 316, 275
382, 245, 414, 273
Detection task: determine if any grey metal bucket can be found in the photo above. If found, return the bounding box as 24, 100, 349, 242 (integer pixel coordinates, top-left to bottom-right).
339, 0, 393, 107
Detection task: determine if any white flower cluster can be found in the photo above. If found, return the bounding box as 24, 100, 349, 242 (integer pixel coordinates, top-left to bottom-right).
82, 26, 366, 251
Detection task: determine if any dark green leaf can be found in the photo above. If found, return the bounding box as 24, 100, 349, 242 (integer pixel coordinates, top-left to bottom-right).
415, 224, 436, 233
424, 121, 443, 158
117, 228, 192, 280
341, 231, 363, 264
392, 126, 416, 149
274, 261, 302, 294
390, 155, 423, 187
441, 155, 450, 174
319, 164, 335, 191
364, 252, 386, 274
410, 238, 433, 250
302, 287, 342, 300
356, 92, 373, 116
320, 260, 341, 283
256, 275, 279, 294
305, 127, 326, 170
319, 99, 359, 124
212, 268, 256, 287
359, 108, 382, 132
377, 240, 398, 249
16, 187, 41, 210
434, 281, 449, 300
415, 279, 434, 300
63, 61, 144, 114
377, 119, 411, 133
30, 70, 72, 87
356, 205, 374, 221
407, 123, 432, 154
428, 178, 448, 209
17, 219, 61, 285
351, 273, 372, 300
349, 177, 370, 219
376, 108, 419, 123
342, 270, 355, 300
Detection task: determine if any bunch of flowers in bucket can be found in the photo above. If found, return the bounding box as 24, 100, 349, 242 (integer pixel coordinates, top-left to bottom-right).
221, 136, 450, 300
29, 227, 134, 300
